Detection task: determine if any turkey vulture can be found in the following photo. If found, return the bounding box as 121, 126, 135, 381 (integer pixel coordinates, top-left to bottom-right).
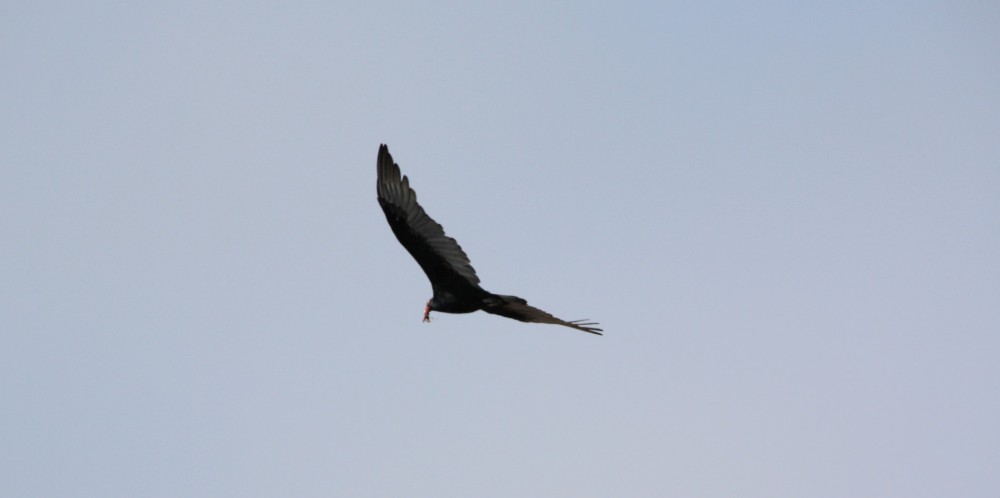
376, 144, 602, 335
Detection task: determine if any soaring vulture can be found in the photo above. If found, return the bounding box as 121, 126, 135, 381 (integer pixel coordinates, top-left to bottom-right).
376, 144, 602, 335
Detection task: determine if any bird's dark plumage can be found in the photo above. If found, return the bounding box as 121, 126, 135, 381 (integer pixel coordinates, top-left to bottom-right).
376, 144, 602, 335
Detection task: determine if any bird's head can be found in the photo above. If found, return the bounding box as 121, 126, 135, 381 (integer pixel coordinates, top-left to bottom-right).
423, 299, 434, 322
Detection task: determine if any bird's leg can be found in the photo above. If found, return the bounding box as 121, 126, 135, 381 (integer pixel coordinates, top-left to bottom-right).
423, 304, 431, 322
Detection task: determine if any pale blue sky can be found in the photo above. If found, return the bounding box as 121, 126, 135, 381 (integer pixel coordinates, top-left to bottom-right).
2, 2, 998, 496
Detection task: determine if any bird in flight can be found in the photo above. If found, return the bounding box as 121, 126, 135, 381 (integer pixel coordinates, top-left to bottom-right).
376, 144, 602, 335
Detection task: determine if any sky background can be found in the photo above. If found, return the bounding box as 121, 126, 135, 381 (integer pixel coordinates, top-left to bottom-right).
2, 2, 998, 497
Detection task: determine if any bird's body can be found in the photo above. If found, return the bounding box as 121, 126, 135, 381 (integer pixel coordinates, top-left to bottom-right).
376, 144, 602, 335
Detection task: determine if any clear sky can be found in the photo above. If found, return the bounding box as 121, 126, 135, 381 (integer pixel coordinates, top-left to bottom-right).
2, 2, 998, 496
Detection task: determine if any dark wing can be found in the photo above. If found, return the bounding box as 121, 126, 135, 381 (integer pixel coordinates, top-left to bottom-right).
483, 295, 603, 335
376, 144, 482, 292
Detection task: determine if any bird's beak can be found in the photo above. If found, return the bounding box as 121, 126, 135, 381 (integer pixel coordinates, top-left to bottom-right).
423, 304, 431, 323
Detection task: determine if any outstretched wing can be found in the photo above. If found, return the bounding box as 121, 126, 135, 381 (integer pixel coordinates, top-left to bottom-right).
376, 144, 481, 292
483, 295, 603, 335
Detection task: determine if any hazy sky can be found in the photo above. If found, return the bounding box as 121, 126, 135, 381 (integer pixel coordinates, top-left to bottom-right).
2, 2, 998, 497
